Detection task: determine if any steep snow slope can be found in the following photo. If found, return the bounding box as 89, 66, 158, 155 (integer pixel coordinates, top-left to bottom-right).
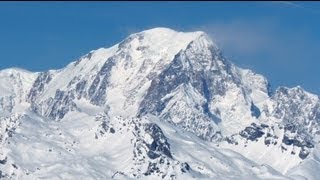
0, 68, 37, 114
287, 143, 320, 180
1, 27, 320, 179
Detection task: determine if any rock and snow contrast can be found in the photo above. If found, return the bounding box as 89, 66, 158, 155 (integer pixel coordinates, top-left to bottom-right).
0, 27, 319, 179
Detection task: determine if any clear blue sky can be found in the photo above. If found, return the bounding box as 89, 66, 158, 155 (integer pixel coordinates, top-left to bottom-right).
1, 2, 320, 94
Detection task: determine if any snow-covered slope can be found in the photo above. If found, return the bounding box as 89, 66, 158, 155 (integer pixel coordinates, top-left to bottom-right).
0, 68, 38, 115
0, 111, 287, 179
0, 27, 319, 179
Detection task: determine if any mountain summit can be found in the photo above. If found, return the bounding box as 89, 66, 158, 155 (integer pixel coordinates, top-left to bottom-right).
0, 27, 319, 179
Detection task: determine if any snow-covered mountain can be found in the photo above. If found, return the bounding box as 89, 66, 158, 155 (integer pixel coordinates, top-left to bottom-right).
1, 27, 319, 179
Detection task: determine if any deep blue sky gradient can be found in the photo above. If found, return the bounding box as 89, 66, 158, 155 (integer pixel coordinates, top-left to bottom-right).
1, 2, 320, 94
